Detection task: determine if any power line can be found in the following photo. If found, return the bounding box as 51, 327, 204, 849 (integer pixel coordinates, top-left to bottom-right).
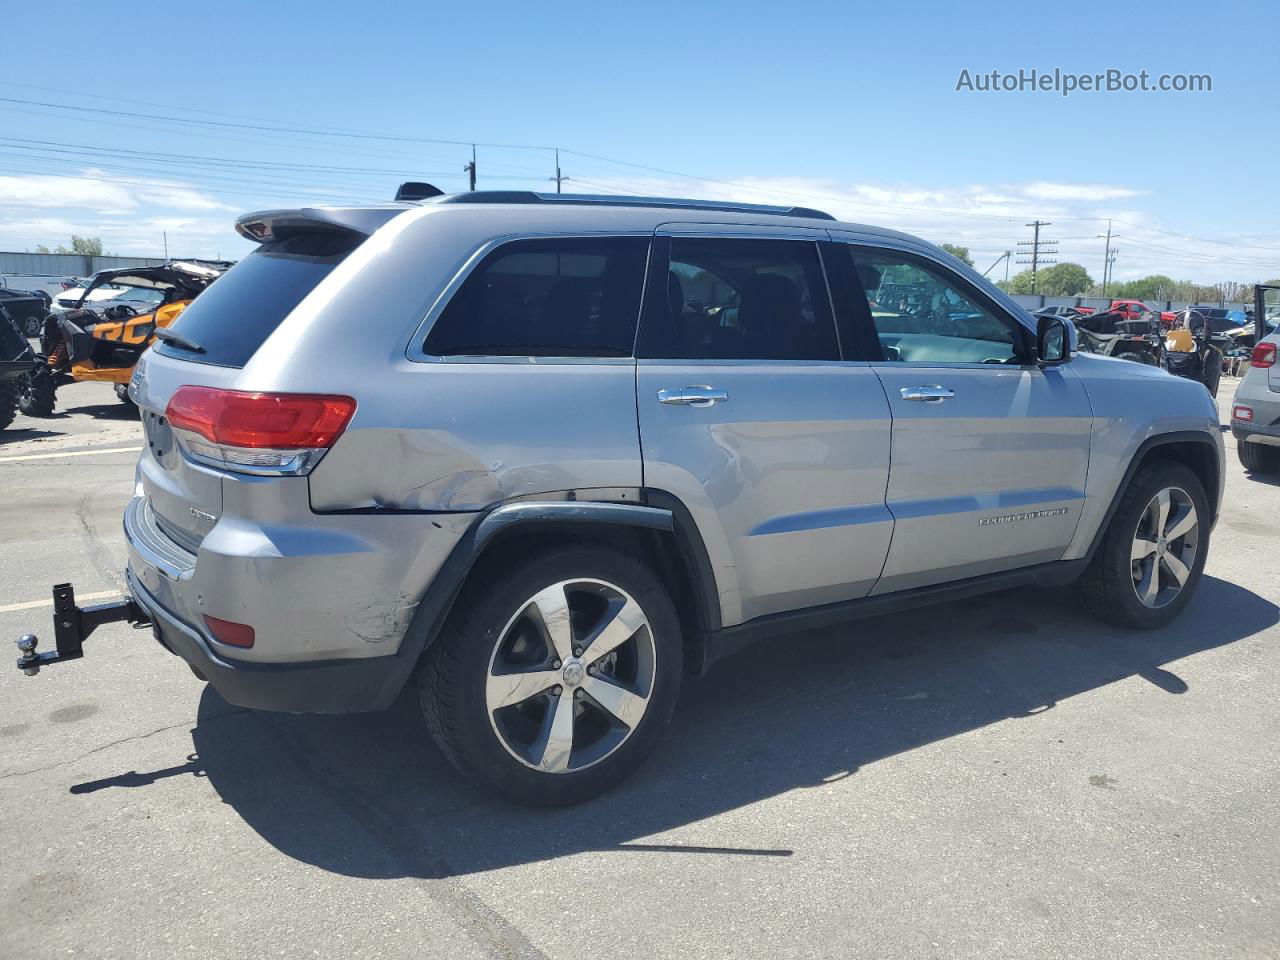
1015, 221, 1057, 293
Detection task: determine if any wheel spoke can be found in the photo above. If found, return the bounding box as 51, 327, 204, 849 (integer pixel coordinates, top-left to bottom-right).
529, 585, 575, 662
1138, 561, 1160, 605
531, 690, 575, 772
1154, 489, 1172, 538
580, 596, 646, 665
1164, 506, 1197, 543
1131, 537, 1158, 561
582, 675, 648, 729
487, 669, 560, 710
1161, 551, 1191, 587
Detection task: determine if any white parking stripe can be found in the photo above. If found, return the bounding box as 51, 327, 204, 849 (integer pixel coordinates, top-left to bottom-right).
0, 590, 120, 614
0, 445, 142, 463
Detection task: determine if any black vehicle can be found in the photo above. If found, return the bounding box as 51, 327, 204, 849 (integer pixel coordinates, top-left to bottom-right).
0, 310, 42, 430
1065, 307, 1162, 365
0, 285, 52, 337
1162, 310, 1224, 397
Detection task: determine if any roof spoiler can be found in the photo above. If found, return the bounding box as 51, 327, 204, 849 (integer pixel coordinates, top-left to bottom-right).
235, 206, 408, 244
395, 181, 444, 201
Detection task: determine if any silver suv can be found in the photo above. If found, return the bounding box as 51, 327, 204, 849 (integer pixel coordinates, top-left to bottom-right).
114, 191, 1223, 804
1230, 331, 1280, 475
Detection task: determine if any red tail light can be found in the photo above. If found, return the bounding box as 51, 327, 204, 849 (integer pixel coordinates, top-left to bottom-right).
1251, 342, 1276, 369
165, 387, 355, 475
204, 615, 255, 648
167, 387, 355, 448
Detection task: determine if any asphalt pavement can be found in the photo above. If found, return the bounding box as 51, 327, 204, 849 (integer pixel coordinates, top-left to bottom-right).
1, 378, 1277, 959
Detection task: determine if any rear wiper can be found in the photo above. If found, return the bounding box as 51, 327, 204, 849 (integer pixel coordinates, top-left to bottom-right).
153, 328, 206, 354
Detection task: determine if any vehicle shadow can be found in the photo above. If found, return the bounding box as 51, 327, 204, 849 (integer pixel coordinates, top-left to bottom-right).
111, 574, 1277, 879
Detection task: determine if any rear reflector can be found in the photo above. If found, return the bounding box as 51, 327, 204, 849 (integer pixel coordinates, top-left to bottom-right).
204, 615, 255, 648
166, 387, 355, 449
1233, 405, 1254, 422
1252, 342, 1277, 369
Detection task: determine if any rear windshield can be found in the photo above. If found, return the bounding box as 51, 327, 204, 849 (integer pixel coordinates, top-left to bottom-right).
152, 231, 360, 368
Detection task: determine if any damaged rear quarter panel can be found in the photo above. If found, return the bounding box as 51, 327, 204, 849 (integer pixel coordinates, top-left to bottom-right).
309, 360, 643, 512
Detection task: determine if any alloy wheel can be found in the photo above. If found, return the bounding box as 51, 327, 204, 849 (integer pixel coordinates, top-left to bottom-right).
485, 578, 656, 773
1130, 486, 1199, 609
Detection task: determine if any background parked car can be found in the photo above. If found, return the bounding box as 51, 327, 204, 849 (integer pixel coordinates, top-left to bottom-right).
0, 285, 51, 336
1230, 332, 1280, 474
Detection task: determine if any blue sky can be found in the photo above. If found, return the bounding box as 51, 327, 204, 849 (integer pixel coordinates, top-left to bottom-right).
0, 0, 1275, 283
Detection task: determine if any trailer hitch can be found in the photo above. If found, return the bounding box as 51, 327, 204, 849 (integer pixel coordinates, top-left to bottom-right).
15, 583, 151, 676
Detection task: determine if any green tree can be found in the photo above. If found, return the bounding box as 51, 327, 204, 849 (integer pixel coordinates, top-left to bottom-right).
1035, 263, 1093, 296
940, 243, 974, 268
69, 236, 105, 257
1110, 275, 1177, 300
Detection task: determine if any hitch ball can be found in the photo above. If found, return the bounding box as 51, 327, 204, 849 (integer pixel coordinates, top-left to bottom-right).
16, 634, 39, 676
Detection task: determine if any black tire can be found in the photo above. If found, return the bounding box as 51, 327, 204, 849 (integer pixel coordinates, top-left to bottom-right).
17, 365, 56, 417
1239, 440, 1280, 475
0, 379, 17, 431
420, 544, 683, 805
114, 383, 136, 407
24, 314, 43, 337
1078, 459, 1210, 629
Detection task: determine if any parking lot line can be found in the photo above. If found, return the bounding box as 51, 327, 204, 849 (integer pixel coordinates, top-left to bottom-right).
0, 590, 120, 614
0, 446, 142, 463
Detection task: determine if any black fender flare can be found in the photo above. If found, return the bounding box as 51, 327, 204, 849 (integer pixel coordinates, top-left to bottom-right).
1084, 430, 1221, 559
369, 500, 675, 708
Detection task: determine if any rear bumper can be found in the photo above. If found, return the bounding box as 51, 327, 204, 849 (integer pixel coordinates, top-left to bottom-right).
1232, 421, 1280, 447
123, 490, 478, 712
128, 568, 408, 713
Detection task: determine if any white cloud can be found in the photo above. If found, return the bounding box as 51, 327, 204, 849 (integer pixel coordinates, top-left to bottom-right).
1022, 182, 1143, 202
0, 169, 245, 260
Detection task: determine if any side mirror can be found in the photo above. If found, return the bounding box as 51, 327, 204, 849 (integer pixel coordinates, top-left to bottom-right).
1036, 315, 1074, 365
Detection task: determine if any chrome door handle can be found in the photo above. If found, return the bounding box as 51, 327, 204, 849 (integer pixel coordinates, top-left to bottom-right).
899, 385, 954, 403
657, 386, 728, 407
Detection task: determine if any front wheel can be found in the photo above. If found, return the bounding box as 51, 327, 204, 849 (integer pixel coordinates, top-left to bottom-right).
17, 366, 56, 417
420, 545, 683, 805
1078, 460, 1210, 629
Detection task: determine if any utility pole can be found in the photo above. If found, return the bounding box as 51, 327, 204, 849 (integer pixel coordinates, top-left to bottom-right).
1016, 221, 1057, 294
1004, 250, 1012, 283
554, 148, 563, 194
982, 250, 1011, 279
1097, 220, 1112, 297
463, 144, 476, 192
163, 231, 168, 261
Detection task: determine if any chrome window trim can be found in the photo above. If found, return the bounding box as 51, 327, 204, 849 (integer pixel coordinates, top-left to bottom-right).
405, 230, 653, 365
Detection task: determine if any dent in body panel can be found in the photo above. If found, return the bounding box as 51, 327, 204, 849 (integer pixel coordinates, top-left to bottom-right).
309, 362, 644, 512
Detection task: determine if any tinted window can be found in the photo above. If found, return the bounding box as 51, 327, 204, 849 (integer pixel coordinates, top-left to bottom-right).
850, 250, 1023, 364
639, 237, 838, 361
424, 237, 648, 357
153, 231, 360, 368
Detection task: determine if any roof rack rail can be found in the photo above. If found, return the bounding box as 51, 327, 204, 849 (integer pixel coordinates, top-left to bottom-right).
418, 190, 835, 221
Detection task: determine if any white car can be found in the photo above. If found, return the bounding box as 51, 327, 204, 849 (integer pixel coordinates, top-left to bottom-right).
1230, 331, 1280, 474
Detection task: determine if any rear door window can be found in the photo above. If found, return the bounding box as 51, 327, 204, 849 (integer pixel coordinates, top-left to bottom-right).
152, 231, 361, 368
424, 236, 649, 357
637, 237, 840, 361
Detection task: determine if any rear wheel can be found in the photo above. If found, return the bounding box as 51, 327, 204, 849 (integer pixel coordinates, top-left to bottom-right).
17, 366, 55, 417
114, 383, 136, 408
420, 545, 682, 805
1078, 460, 1209, 629
0, 379, 17, 430
1239, 440, 1280, 475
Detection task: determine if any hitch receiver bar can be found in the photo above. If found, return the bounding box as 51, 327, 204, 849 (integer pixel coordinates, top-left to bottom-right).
15, 583, 152, 676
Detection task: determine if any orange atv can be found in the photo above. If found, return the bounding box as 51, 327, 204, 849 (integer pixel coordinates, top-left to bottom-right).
25, 260, 230, 415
